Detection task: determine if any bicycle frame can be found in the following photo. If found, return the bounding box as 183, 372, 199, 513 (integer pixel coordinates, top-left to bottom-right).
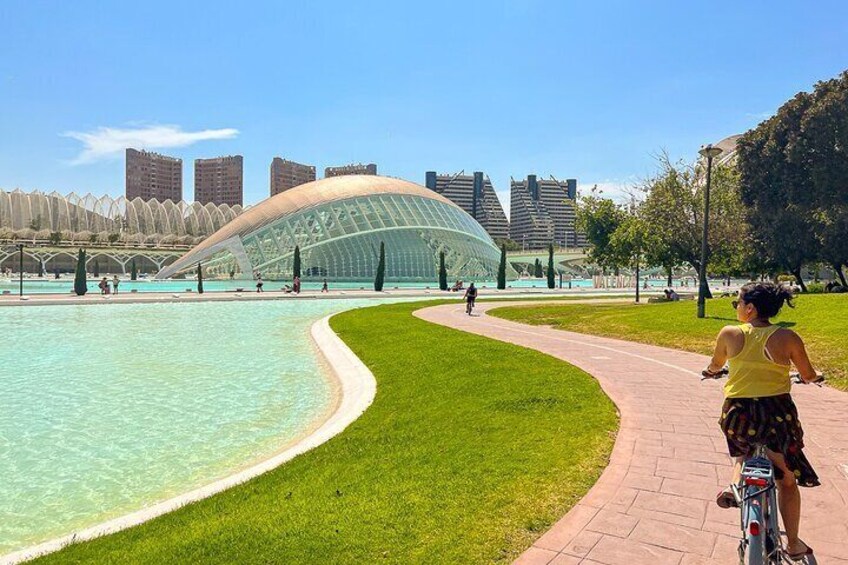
734, 445, 784, 564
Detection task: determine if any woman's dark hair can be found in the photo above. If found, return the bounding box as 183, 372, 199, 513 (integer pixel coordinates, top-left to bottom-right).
740, 282, 795, 318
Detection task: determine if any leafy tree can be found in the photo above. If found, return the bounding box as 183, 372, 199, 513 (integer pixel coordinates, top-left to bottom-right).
576, 190, 626, 272
374, 242, 385, 291
641, 155, 748, 293
131, 259, 138, 281
737, 91, 819, 291
547, 244, 555, 289
610, 213, 650, 301
533, 258, 543, 278
197, 263, 204, 294
108, 233, 120, 245
74, 249, 87, 296
292, 245, 301, 280
801, 71, 848, 284
438, 251, 447, 291
493, 238, 521, 252
49, 231, 62, 246
497, 244, 507, 290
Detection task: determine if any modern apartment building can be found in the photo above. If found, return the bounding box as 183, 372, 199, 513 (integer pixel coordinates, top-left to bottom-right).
270, 157, 316, 196
324, 163, 377, 178
509, 175, 584, 250
194, 155, 244, 206
125, 148, 183, 202
424, 171, 509, 240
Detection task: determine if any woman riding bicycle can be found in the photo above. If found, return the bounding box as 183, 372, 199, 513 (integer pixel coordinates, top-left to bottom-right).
703, 282, 819, 561
463, 282, 478, 315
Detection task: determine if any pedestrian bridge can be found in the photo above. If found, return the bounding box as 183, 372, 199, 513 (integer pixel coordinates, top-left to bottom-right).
507, 248, 589, 272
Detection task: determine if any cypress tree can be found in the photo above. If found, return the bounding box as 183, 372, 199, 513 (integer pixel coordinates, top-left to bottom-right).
438, 251, 447, 291
93, 259, 100, 278
374, 241, 385, 291
534, 258, 543, 278
547, 243, 555, 289
197, 263, 204, 294
497, 244, 506, 290
131, 259, 138, 281
293, 245, 301, 280
74, 249, 87, 296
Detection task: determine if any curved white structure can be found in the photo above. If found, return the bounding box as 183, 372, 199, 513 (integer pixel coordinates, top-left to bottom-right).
0, 190, 243, 246
158, 175, 516, 281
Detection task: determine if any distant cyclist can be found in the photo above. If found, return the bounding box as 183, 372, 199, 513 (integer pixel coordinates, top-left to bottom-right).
702, 282, 819, 561
463, 282, 478, 315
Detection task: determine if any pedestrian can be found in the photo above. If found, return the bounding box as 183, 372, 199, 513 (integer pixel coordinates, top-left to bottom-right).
112, 275, 120, 294
293, 275, 301, 294
98, 277, 109, 295
256, 275, 264, 293
321, 279, 328, 293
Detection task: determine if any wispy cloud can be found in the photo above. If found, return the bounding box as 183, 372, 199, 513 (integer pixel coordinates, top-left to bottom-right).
577, 180, 640, 203
745, 111, 773, 122
63, 124, 239, 164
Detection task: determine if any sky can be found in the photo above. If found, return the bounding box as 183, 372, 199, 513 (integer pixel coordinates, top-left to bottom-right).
1, 1, 847, 218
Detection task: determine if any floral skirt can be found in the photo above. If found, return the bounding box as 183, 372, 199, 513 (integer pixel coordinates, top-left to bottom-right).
719, 394, 820, 487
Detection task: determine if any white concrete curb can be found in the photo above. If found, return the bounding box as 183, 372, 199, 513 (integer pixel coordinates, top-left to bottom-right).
1, 314, 376, 564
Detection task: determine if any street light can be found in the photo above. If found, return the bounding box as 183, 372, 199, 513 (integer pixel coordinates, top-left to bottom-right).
697, 143, 723, 318
17, 243, 24, 297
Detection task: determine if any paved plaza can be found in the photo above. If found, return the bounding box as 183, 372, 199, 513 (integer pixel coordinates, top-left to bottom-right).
416, 301, 848, 564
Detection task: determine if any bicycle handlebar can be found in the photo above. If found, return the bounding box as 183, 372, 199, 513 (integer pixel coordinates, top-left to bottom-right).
700, 366, 825, 386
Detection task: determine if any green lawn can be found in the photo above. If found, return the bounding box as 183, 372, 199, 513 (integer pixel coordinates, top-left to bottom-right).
489, 294, 848, 391
36, 300, 617, 564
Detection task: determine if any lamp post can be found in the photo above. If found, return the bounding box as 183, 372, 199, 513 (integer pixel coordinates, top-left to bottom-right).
18, 243, 24, 297
697, 144, 723, 318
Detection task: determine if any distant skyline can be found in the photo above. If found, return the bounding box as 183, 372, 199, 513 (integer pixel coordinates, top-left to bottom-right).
1, 1, 847, 218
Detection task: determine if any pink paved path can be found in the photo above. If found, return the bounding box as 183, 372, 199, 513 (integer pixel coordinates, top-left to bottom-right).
415, 301, 848, 565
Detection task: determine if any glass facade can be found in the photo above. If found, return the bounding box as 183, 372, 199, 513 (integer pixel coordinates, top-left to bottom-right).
158, 178, 515, 281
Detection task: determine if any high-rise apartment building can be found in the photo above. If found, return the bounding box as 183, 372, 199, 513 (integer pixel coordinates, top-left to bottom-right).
194, 155, 243, 206
424, 171, 509, 240
270, 158, 316, 196
324, 163, 377, 178
509, 175, 584, 250
125, 149, 183, 202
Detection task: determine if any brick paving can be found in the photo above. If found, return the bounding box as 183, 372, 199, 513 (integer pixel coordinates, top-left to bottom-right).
415, 301, 848, 564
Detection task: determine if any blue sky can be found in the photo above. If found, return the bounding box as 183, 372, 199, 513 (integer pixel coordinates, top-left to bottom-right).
1, 1, 846, 217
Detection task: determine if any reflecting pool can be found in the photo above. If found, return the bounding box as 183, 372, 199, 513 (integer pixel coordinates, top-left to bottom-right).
0, 298, 390, 555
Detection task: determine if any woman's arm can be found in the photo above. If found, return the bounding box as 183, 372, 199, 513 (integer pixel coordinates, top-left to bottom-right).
706, 326, 734, 373
788, 332, 818, 382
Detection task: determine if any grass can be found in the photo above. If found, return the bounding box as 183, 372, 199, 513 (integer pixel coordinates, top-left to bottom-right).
36, 300, 617, 564
489, 294, 848, 391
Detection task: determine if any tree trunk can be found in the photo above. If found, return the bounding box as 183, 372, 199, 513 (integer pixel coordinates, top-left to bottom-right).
666, 266, 673, 287
791, 268, 808, 292
834, 263, 848, 288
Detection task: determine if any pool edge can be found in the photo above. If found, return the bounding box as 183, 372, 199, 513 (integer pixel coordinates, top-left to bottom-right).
0, 314, 377, 565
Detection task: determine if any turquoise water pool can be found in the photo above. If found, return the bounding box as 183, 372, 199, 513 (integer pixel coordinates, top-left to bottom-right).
0, 299, 393, 555
0, 276, 717, 295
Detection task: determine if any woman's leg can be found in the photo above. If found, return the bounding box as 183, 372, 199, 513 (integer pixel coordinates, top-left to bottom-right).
767, 450, 805, 553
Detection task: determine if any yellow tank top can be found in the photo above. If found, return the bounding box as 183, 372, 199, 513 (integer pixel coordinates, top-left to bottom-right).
724, 324, 791, 398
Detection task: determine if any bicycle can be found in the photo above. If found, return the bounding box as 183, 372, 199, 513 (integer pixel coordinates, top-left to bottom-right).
701, 368, 822, 564
465, 298, 475, 315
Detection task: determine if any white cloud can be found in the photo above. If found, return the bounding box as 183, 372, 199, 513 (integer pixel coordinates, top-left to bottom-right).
63, 124, 239, 164
577, 180, 640, 203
